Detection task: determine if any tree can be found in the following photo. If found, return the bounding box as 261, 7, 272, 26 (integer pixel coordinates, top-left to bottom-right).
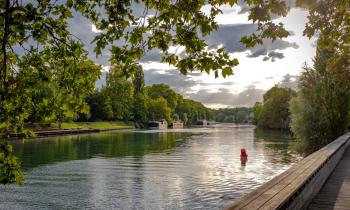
182, 113, 188, 126
290, 40, 350, 154
86, 91, 113, 121
132, 92, 149, 128
0, 142, 24, 185
25, 45, 101, 128
175, 98, 213, 125
215, 107, 252, 123
132, 65, 145, 95
148, 97, 171, 123
103, 71, 133, 121
173, 113, 179, 121
145, 84, 179, 111
253, 102, 263, 125
257, 86, 296, 130
235, 110, 247, 123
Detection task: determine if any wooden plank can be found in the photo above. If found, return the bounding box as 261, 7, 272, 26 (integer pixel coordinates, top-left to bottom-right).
260, 147, 340, 209
229, 146, 331, 209
308, 147, 350, 210
226, 133, 350, 210
226, 149, 324, 209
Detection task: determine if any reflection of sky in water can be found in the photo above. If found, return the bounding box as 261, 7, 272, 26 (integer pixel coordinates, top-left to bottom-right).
0, 124, 300, 209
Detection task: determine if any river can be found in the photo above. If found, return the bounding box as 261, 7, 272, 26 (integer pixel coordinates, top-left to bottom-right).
0, 124, 300, 209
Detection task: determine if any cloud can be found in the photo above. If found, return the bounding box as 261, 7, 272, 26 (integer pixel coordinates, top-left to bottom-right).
204, 24, 299, 62
66, 5, 301, 68
248, 40, 299, 61
63, 2, 309, 109
205, 24, 257, 52
185, 86, 265, 107
248, 48, 268, 58
140, 49, 163, 62
263, 51, 285, 62
144, 69, 196, 93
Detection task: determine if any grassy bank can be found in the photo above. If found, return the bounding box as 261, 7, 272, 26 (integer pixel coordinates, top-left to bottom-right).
1, 121, 135, 139
51, 121, 135, 130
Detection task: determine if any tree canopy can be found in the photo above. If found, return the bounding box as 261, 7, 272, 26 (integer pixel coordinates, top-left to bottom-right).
145, 84, 179, 111
290, 39, 350, 154
254, 86, 296, 130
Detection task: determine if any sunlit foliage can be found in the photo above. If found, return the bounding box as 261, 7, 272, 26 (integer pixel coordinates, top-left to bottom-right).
290, 39, 350, 154
255, 86, 296, 130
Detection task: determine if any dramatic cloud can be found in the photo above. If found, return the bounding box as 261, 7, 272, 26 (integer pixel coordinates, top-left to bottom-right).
263, 51, 285, 62
248, 40, 299, 60
186, 86, 265, 108
144, 69, 196, 93
66, 4, 301, 68
63, 5, 314, 109
204, 24, 299, 62
248, 48, 268, 58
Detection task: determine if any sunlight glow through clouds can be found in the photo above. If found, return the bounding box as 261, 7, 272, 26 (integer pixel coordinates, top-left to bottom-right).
91, 5, 317, 107
183, 8, 316, 94
138, 7, 317, 107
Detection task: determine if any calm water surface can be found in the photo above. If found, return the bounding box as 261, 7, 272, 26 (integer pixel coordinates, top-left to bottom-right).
0, 124, 300, 209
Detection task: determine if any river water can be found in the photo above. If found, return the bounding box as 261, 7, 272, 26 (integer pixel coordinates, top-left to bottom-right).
0, 124, 300, 209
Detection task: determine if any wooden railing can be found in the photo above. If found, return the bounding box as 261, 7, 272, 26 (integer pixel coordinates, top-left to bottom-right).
225, 133, 350, 210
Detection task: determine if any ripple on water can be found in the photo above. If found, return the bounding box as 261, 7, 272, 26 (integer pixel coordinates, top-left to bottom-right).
0, 125, 300, 209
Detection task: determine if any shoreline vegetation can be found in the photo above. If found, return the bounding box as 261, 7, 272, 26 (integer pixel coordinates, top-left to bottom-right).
0, 122, 135, 140
37, 121, 134, 130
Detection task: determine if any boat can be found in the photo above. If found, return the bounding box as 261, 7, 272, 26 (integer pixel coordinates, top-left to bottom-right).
172, 120, 183, 129
148, 119, 168, 130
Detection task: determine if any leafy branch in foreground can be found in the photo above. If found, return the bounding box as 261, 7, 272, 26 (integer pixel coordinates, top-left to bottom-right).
0, 142, 24, 185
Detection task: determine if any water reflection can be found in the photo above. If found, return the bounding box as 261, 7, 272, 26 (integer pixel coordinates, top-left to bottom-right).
0, 124, 301, 210
12, 131, 191, 169
254, 129, 300, 164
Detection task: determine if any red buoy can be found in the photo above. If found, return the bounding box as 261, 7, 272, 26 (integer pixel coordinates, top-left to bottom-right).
240, 148, 248, 166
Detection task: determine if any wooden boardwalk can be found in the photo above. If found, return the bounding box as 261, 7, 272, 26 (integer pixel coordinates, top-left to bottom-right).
309, 147, 350, 210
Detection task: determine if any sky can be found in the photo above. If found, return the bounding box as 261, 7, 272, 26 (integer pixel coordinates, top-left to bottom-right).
69, 2, 317, 109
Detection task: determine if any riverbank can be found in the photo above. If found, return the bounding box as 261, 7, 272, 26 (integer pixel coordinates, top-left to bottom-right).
1, 121, 135, 139
52, 121, 134, 130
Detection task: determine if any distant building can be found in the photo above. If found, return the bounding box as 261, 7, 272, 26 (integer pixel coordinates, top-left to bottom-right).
148, 119, 168, 130
172, 120, 183, 129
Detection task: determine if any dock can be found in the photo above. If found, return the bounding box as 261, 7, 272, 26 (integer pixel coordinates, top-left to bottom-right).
225, 133, 350, 210
309, 147, 350, 210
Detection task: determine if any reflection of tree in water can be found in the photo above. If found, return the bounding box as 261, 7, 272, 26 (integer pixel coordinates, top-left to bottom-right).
12, 132, 192, 169
254, 129, 301, 164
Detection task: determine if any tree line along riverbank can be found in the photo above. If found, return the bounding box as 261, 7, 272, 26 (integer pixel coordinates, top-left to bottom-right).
0, 122, 135, 139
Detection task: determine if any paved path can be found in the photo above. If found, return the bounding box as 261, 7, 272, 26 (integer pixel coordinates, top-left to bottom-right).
309, 147, 350, 210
